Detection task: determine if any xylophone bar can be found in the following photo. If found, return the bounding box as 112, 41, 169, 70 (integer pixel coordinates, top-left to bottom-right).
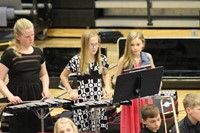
70, 98, 114, 110
6, 102, 49, 112
45, 98, 73, 109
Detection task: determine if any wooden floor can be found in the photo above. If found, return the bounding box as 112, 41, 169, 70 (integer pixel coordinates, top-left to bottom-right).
1, 28, 200, 124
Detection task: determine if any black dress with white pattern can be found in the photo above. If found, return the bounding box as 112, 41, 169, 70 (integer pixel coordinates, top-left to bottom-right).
66, 54, 109, 132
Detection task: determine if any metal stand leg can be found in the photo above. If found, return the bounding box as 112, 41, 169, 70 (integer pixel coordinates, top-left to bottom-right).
90, 108, 99, 133
34, 108, 53, 133
94, 108, 98, 133
41, 109, 45, 133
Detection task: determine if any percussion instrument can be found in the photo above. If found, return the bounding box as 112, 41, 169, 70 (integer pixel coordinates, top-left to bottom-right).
70, 98, 114, 110
5, 98, 73, 113
0, 98, 73, 133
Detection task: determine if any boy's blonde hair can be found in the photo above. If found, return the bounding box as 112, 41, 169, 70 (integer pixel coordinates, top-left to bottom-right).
54, 117, 78, 133
121, 31, 145, 69
141, 104, 160, 121
183, 93, 200, 110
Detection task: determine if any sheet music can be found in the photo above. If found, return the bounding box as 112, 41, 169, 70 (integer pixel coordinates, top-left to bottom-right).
122, 64, 151, 74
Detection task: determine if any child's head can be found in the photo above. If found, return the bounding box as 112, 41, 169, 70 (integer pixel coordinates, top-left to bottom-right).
80, 30, 102, 74
141, 104, 161, 132
125, 31, 145, 55
81, 30, 100, 51
183, 93, 200, 123
13, 18, 34, 45
54, 117, 78, 133
12, 18, 34, 56
122, 31, 145, 69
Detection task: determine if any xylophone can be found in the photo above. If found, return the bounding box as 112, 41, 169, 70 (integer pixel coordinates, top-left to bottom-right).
69, 98, 114, 110
5, 98, 73, 113
1, 98, 74, 133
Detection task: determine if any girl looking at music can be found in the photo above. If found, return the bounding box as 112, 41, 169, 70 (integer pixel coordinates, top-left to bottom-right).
54, 117, 79, 133
112, 31, 155, 133
0, 18, 51, 133
60, 29, 111, 133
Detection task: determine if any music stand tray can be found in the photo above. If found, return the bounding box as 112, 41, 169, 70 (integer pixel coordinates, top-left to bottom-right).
113, 66, 164, 103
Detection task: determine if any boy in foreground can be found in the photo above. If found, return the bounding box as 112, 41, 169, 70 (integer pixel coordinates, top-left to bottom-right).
171, 93, 200, 133
141, 104, 161, 133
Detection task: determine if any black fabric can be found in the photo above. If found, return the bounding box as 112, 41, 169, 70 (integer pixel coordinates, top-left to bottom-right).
140, 127, 159, 133
140, 126, 165, 133
9, 111, 41, 133
171, 116, 200, 133
101, 123, 120, 133
7, 80, 42, 101
51, 0, 95, 8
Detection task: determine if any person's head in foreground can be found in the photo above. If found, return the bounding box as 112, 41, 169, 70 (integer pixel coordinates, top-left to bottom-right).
141, 104, 161, 132
183, 93, 200, 124
54, 117, 78, 133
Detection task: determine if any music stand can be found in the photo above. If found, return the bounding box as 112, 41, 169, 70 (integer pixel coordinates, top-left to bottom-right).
113, 66, 163, 103
113, 66, 164, 130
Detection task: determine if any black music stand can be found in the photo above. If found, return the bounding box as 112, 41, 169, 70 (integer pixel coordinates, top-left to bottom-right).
113, 66, 164, 130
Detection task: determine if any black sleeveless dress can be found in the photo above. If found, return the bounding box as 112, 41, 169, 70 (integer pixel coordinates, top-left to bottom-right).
0, 47, 45, 133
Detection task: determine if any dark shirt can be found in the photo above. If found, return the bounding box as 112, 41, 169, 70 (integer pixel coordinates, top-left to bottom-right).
171, 116, 200, 133
140, 127, 159, 133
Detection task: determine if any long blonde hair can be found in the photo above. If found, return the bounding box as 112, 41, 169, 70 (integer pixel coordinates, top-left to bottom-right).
10, 18, 34, 57
80, 30, 102, 75
54, 117, 78, 133
121, 31, 145, 69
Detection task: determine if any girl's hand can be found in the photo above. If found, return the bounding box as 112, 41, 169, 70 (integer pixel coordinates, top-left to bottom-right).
69, 91, 79, 101
8, 95, 23, 104
103, 87, 112, 98
42, 90, 51, 99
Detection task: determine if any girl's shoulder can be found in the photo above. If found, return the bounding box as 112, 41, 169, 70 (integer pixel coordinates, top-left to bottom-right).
142, 51, 150, 55
69, 54, 80, 63
3, 47, 15, 55
32, 46, 42, 52
142, 52, 152, 58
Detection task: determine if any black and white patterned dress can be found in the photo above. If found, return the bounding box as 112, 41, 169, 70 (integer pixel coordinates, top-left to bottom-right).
65, 54, 109, 132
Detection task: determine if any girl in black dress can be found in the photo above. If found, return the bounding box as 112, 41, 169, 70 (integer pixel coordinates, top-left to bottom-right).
0, 18, 51, 133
